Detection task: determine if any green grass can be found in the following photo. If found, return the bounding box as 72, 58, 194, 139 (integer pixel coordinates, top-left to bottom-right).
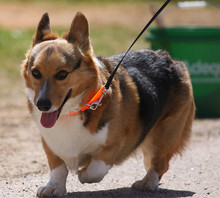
0, 25, 148, 78
0, 28, 33, 77
90, 25, 148, 57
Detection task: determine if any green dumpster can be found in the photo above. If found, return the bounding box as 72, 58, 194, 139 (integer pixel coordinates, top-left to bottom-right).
147, 27, 220, 117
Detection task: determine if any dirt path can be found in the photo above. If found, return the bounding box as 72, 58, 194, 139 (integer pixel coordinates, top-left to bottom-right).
0, 1, 220, 30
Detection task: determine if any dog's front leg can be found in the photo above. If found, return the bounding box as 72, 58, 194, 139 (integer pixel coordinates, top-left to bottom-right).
78, 158, 112, 184
37, 138, 68, 197
37, 163, 68, 197
77, 146, 119, 184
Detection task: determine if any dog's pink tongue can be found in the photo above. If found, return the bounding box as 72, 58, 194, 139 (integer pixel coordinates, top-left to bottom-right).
40, 111, 58, 128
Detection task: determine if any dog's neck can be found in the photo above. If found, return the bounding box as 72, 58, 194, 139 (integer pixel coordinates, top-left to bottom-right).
68, 85, 107, 116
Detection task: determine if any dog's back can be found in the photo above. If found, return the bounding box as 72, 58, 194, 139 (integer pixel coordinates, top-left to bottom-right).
107, 49, 189, 144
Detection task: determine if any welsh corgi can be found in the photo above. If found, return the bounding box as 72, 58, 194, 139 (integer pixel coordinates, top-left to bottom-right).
22, 12, 195, 197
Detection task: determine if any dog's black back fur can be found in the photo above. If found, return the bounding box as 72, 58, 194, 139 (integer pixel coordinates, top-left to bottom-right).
106, 49, 181, 145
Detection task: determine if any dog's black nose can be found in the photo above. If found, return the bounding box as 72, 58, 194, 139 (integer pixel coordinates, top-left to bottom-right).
37, 98, 52, 112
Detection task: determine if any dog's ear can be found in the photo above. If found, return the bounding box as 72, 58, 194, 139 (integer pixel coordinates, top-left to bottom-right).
67, 12, 92, 54
32, 13, 57, 46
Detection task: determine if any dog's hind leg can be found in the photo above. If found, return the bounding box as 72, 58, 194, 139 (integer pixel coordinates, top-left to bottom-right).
132, 100, 195, 191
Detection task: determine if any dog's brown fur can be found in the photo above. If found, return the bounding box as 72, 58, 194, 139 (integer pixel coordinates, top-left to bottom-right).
22, 12, 195, 197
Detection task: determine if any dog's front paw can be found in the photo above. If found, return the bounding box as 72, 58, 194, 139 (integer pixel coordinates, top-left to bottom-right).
37, 184, 66, 197
78, 168, 104, 184
78, 159, 111, 184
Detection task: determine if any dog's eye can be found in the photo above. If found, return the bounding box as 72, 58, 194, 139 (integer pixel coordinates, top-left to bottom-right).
31, 69, 42, 79
55, 70, 68, 80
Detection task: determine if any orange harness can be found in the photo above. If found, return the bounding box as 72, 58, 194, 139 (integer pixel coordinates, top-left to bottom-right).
68, 86, 107, 116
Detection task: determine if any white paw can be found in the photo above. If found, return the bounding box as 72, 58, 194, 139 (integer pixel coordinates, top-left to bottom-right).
78, 170, 104, 184
37, 184, 66, 197
132, 179, 158, 191
78, 159, 111, 184
37, 164, 68, 197
132, 167, 159, 191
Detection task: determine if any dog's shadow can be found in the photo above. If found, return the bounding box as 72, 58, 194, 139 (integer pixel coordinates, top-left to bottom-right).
65, 187, 195, 198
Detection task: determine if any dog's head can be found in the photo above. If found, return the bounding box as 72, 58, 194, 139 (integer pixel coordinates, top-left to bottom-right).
23, 12, 100, 128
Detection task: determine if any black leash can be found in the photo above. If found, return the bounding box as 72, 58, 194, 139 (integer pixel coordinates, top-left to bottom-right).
104, 0, 171, 90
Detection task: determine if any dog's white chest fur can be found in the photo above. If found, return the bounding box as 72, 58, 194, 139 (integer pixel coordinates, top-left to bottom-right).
33, 109, 109, 170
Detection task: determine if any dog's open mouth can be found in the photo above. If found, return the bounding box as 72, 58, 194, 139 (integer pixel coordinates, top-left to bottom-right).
40, 89, 72, 128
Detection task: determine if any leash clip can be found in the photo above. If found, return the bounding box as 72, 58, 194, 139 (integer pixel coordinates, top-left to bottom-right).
68, 86, 107, 116
87, 88, 107, 111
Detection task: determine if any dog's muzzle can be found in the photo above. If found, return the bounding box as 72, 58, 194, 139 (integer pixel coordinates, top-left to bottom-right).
39, 89, 72, 128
